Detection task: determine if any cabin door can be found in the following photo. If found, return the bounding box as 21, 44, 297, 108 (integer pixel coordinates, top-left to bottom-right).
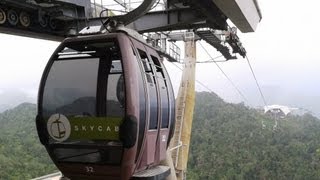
137, 48, 159, 165
147, 53, 170, 162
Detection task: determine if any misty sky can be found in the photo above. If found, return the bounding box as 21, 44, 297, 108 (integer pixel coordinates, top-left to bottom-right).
0, 0, 320, 113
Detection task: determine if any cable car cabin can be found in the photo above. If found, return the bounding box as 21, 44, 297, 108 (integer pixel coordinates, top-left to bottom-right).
36, 31, 175, 180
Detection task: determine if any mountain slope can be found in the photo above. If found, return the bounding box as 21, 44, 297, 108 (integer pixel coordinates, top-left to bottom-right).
188, 92, 320, 179
0, 103, 57, 179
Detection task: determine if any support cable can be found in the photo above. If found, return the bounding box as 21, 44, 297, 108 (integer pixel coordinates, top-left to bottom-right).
196, 55, 224, 63
170, 62, 249, 107
170, 62, 217, 95
199, 42, 248, 103
244, 55, 269, 130
245, 55, 267, 106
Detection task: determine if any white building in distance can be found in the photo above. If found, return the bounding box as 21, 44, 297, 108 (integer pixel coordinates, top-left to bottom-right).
264, 105, 299, 118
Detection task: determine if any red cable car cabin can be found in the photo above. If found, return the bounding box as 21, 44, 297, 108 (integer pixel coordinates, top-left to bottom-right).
36, 31, 175, 180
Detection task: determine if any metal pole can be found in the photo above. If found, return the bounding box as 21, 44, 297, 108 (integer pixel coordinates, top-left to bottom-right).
176, 39, 196, 180
169, 34, 196, 180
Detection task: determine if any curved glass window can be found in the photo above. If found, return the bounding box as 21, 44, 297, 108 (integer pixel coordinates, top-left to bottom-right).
41, 40, 125, 164
43, 58, 99, 117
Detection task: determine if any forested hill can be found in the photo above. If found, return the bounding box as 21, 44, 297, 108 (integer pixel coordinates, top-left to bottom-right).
1, 93, 320, 179
0, 103, 57, 179
188, 92, 320, 179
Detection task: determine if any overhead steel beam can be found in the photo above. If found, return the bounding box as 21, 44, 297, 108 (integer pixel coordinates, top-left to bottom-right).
188, 0, 228, 31
127, 8, 207, 33
86, 8, 210, 33
0, 26, 64, 41
114, 7, 227, 33
0, 0, 89, 41
0, 0, 262, 41
209, 0, 262, 32
167, 0, 262, 33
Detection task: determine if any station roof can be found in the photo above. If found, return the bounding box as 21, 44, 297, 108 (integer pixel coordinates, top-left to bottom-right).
212, 0, 262, 32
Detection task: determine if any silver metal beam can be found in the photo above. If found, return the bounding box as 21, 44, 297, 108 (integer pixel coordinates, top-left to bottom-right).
125, 8, 208, 33
167, 33, 201, 42
211, 0, 262, 32
86, 8, 211, 33
0, 26, 64, 41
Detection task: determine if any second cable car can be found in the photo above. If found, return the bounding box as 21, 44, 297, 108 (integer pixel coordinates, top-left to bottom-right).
36, 30, 175, 179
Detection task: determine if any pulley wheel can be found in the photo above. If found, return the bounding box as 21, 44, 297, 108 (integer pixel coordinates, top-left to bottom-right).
0, 8, 6, 24
39, 15, 48, 27
7, 9, 18, 26
49, 17, 57, 30
19, 11, 31, 27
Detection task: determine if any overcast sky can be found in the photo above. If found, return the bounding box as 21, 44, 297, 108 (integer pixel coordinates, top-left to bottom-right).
0, 0, 320, 112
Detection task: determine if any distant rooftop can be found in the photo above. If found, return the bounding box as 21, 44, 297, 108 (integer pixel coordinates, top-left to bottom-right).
264, 105, 300, 116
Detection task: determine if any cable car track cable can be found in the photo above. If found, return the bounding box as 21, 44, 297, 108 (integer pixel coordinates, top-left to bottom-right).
198, 42, 249, 103
169, 62, 248, 104
245, 55, 267, 106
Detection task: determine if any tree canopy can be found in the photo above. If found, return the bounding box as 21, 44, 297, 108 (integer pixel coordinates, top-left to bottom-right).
0, 103, 57, 179
188, 92, 320, 179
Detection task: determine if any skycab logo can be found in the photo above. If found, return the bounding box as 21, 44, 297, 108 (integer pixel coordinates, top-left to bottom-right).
73, 125, 119, 132
47, 114, 71, 142
68, 116, 123, 141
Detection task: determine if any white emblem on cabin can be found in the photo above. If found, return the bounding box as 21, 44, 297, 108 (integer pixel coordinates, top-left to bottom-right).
162, 135, 167, 142
47, 114, 71, 142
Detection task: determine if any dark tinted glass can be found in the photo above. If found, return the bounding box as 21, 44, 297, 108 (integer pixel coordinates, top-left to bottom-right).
137, 49, 158, 129
107, 63, 125, 117
138, 49, 152, 72
150, 56, 169, 128
43, 58, 99, 117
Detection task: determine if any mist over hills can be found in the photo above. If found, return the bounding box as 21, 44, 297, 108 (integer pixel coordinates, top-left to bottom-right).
0, 90, 36, 112
1, 86, 319, 118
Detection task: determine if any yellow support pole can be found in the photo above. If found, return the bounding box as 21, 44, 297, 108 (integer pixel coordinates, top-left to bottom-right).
164, 34, 196, 180
167, 37, 196, 180
177, 39, 196, 179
